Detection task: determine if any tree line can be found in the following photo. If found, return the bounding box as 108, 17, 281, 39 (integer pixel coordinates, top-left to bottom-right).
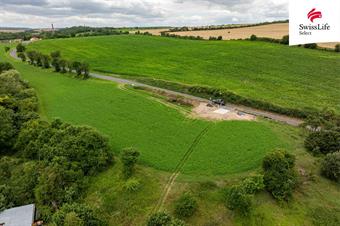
16, 43, 90, 79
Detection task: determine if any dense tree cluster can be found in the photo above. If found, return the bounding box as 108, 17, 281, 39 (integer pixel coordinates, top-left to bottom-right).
262, 150, 297, 201
0, 69, 38, 152
0, 68, 113, 223
304, 109, 340, 155
52, 203, 105, 226
18, 45, 90, 79
224, 174, 264, 215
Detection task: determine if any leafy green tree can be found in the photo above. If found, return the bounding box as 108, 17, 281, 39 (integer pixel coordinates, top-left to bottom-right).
121, 148, 140, 178
0, 107, 16, 151
262, 150, 297, 201
41, 54, 51, 68
51, 57, 61, 72
321, 151, 340, 182
72, 61, 82, 76
80, 62, 90, 79
52, 203, 104, 226
174, 193, 198, 218
224, 185, 252, 216
16, 119, 113, 175
147, 212, 172, 226
59, 59, 67, 73
336, 44, 340, 53
16, 43, 26, 53
7, 161, 40, 206
17, 52, 26, 62
241, 174, 265, 194
50, 51, 61, 72
34, 157, 84, 208
35, 52, 43, 67
4, 46, 10, 52
281, 35, 289, 45
250, 34, 257, 41
0, 62, 14, 74
26, 51, 37, 65
305, 129, 340, 155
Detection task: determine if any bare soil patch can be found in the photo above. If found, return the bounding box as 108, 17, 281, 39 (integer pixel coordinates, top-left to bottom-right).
192, 102, 256, 121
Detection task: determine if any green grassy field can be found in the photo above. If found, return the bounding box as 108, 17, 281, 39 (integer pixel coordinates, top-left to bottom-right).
2, 44, 339, 226
1, 47, 289, 177
28, 35, 340, 113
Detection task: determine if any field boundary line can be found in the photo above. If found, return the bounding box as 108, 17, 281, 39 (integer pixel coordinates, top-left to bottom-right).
153, 125, 211, 213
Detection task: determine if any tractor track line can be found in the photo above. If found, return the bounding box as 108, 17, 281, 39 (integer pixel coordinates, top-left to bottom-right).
153, 125, 211, 213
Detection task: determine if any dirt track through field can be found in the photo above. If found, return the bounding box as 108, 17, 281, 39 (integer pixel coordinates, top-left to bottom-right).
153, 125, 211, 213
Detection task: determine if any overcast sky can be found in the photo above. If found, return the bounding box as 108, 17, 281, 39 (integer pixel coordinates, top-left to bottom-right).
0, 0, 288, 28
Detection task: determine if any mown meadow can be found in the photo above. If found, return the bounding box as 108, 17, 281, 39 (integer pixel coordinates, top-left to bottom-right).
28, 35, 340, 114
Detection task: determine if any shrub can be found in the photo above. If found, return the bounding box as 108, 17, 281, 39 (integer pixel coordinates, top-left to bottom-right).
241, 174, 265, 194
335, 44, 340, 52
0, 62, 14, 74
321, 151, 340, 182
217, 36, 223, 40
17, 52, 26, 62
16, 43, 26, 53
281, 35, 289, 45
305, 129, 340, 155
123, 178, 141, 192
121, 148, 140, 178
4, 46, 10, 52
174, 193, 198, 218
250, 34, 257, 41
262, 150, 297, 201
147, 212, 172, 226
304, 43, 317, 49
224, 185, 252, 216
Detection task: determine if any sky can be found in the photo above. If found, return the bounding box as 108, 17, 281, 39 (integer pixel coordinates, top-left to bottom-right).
0, 0, 288, 28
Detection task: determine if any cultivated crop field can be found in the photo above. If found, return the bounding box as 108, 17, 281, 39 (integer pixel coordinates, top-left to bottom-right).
4, 53, 288, 177
170, 23, 289, 40
28, 35, 340, 113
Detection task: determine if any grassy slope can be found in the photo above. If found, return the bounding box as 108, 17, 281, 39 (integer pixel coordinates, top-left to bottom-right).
1, 48, 287, 177
28, 35, 340, 113
2, 45, 339, 226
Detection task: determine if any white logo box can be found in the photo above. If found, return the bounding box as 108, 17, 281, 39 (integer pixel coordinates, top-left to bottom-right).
289, 0, 340, 45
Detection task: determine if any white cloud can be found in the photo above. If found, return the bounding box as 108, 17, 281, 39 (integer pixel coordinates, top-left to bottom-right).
0, 0, 288, 28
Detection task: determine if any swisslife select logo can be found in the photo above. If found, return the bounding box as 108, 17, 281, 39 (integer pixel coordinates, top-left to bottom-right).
299, 8, 330, 36
307, 8, 322, 22
289, 0, 340, 45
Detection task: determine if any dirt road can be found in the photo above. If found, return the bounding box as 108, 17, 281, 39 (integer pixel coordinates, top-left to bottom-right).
10, 48, 303, 126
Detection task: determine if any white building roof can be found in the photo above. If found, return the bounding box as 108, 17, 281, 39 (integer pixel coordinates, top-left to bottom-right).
0, 204, 35, 226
